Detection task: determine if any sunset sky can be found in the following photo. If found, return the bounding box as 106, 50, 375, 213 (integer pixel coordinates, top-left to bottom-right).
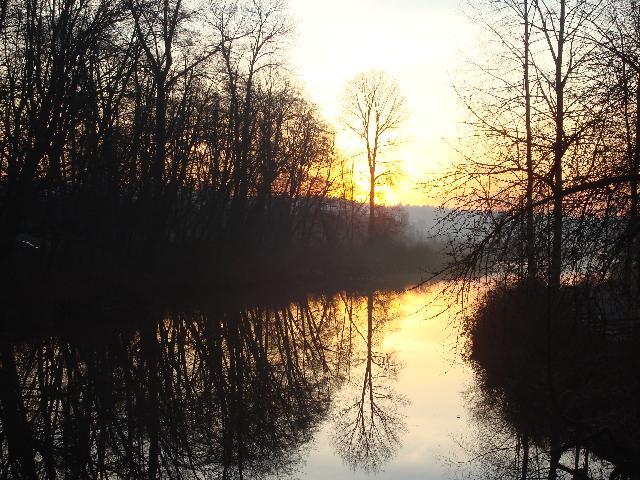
287, 0, 475, 205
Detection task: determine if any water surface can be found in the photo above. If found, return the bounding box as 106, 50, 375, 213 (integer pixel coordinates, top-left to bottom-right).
294, 284, 471, 479
1, 282, 636, 479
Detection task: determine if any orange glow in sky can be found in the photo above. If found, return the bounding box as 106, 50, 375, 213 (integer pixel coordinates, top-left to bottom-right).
288, 0, 475, 206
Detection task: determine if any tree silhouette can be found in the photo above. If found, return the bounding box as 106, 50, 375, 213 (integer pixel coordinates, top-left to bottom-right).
342, 70, 407, 243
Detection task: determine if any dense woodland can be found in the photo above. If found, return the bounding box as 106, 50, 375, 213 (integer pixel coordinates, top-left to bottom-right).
0, 0, 425, 289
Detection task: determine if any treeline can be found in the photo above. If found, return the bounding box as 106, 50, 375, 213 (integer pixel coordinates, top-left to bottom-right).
0, 0, 415, 280
441, 0, 640, 296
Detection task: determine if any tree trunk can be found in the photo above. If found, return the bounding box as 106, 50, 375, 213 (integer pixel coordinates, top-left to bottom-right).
550, 0, 566, 289
369, 169, 375, 243
520, 431, 529, 480
524, 0, 537, 282
634, 71, 640, 295
0, 342, 37, 478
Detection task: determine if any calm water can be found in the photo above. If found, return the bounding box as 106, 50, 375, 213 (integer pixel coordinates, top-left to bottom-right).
1, 281, 637, 479
290, 284, 472, 479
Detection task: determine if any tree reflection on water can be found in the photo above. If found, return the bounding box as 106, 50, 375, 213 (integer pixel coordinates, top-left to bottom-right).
331, 291, 408, 473
460, 283, 640, 480
0, 291, 407, 479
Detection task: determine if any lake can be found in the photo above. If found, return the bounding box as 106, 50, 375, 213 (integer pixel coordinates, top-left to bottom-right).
0, 281, 636, 479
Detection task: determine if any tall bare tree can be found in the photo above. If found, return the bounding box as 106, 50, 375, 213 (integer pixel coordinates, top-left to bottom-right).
342, 70, 407, 243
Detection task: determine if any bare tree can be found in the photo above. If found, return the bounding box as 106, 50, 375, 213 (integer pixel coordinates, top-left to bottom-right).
438, 0, 608, 291
342, 70, 407, 243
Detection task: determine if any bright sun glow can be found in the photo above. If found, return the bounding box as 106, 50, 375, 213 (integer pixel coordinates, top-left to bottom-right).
287, 0, 475, 206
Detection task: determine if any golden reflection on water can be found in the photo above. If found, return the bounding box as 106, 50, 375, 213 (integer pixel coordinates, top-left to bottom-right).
296, 282, 472, 479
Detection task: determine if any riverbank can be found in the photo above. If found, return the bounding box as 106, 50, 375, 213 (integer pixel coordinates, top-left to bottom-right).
2, 241, 443, 327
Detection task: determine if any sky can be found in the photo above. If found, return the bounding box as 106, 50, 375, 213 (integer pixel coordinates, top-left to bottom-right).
287, 0, 476, 206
